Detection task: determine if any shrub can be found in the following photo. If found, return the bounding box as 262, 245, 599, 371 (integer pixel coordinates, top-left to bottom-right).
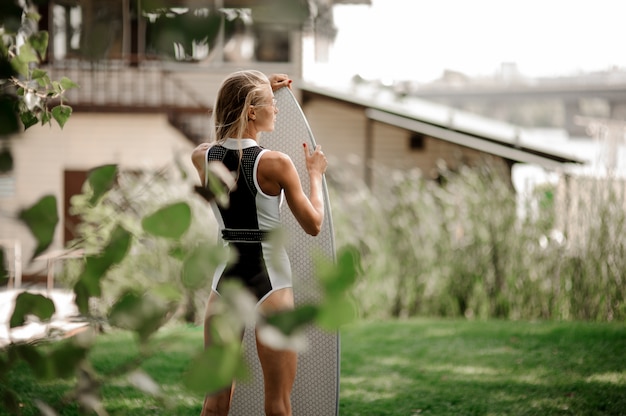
327, 160, 625, 322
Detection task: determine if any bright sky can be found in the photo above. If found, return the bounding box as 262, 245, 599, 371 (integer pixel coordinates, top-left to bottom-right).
326, 0, 626, 83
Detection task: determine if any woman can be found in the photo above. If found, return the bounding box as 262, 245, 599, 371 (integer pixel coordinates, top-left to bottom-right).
191, 70, 327, 416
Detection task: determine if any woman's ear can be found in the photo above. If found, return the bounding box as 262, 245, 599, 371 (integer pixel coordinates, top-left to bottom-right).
248, 105, 256, 121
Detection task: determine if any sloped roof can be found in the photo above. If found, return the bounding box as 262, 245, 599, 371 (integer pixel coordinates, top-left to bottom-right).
300, 82, 585, 170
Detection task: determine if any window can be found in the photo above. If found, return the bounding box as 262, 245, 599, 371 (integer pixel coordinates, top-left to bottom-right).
0, 147, 14, 198
0, 175, 15, 198
409, 132, 425, 150
52, 1, 125, 61
51, 4, 82, 61
50, 2, 291, 64
144, 7, 289, 63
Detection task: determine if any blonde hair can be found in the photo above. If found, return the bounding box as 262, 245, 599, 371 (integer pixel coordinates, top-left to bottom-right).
213, 70, 270, 143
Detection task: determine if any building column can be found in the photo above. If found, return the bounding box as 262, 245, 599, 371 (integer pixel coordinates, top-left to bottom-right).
563, 99, 587, 138
609, 100, 626, 120
364, 117, 373, 188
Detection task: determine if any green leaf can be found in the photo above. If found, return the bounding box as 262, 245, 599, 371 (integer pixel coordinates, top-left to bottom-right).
51, 104, 72, 128
207, 162, 236, 207
316, 245, 361, 297
101, 225, 132, 265
16, 345, 50, 379
20, 110, 38, 130
1, 388, 20, 415
51, 80, 62, 95
76, 226, 131, 297
168, 244, 186, 260
73, 280, 90, 315
24, 12, 41, 23
181, 247, 207, 290
34, 76, 48, 88
31, 68, 50, 88
265, 304, 319, 336
10, 292, 56, 328
77, 256, 109, 297
0, 349, 11, 374
182, 243, 231, 290
0, 95, 20, 135
152, 283, 183, 303
194, 162, 236, 207
59, 76, 79, 90
15, 340, 86, 381
183, 344, 247, 394
0, 2, 23, 33
108, 291, 171, 341
315, 294, 357, 331
18, 195, 59, 259
28, 31, 48, 59
108, 291, 144, 328
17, 42, 39, 63
142, 201, 191, 239
32, 68, 47, 79
10, 56, 28, 77
87, 164, 117, 205
49, 341, 87, 379
40, 109, 51, 126
0, 147, 13, 174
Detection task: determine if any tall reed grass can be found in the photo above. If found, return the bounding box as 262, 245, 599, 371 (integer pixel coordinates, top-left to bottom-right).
327, 161, 625, 321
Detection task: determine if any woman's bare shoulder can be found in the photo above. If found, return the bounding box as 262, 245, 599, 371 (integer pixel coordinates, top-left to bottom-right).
259, 149, 295, 175
191, 143, 212, 170
261, 149, 289, 161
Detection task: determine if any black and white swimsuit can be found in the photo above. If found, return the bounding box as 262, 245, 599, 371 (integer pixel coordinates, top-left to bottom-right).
206, 138, 292, 305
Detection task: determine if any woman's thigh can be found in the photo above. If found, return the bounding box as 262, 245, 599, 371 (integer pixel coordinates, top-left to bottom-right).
258, 287, 294, 315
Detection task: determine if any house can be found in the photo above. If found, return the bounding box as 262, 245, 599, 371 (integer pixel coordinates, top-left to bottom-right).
1, 0, 369, 284
297, 81, 584, 189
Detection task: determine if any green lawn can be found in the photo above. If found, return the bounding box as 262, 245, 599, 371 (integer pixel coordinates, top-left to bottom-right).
339, 319, 626, 416
3, 319, 625, 415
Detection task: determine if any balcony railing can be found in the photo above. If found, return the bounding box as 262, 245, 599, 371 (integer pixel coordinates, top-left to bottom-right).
45, 58, 213, 144
46, 59, 211, 113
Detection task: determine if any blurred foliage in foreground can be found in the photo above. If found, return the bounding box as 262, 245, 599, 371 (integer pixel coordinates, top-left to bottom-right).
2, 163, 359, 414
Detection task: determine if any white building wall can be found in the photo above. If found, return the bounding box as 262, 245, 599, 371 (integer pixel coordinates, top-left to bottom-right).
301, 99, 366, 164
372, 122, 412, 168
0, 113, 198, 274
